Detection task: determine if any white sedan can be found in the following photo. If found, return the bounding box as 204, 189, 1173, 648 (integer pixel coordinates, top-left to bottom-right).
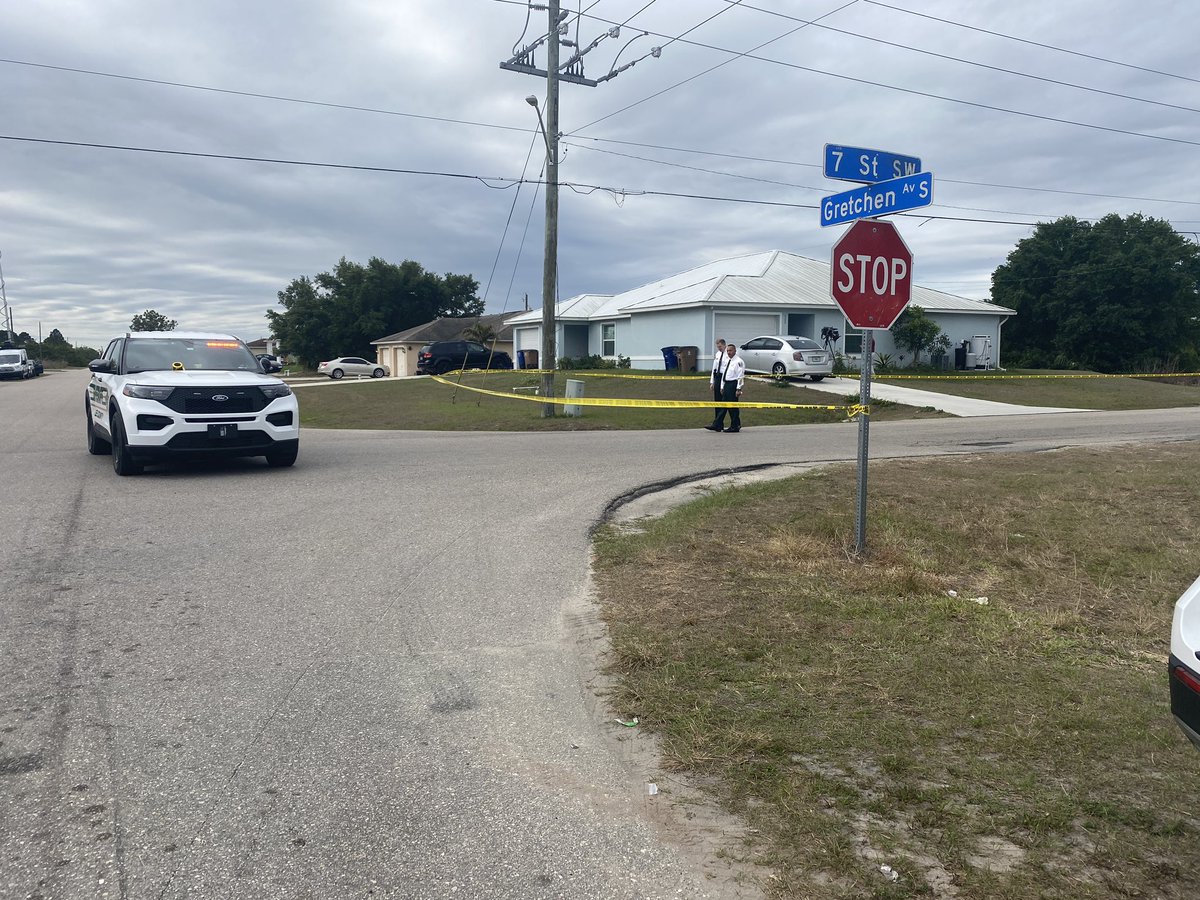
739, 335, 833, 380
1171, 575, 1200, 750
317, 357, 389, 379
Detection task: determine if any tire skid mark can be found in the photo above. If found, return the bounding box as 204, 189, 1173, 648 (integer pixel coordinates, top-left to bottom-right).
23, 473, 132, 898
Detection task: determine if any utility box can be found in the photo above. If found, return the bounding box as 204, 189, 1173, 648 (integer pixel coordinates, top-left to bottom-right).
564, 378, 584, 417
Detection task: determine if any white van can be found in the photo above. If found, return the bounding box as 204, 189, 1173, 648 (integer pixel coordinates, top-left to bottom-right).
0, 348, 32, 380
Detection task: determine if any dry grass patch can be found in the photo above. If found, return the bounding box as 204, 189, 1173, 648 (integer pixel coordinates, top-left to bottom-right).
593, 443, 1200, 899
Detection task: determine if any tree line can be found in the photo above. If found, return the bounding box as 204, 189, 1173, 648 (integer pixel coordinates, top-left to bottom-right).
266, 257, 483, 368
991, 213, 1200, 373
1, 328, 100, 367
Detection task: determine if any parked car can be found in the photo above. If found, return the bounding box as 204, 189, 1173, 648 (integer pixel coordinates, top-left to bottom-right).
317, 357, 389, 379
31, 358, 44, 376
416, 341, 513, 375
256, 354, 283, 373
739, 335, 833, 380
1170, 575, 1200, 751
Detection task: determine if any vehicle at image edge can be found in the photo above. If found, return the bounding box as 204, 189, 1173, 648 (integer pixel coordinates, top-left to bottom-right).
1170, 575, 1200, 751
85, 331, 300, 476
0, 348, 33, 379
317, 356, 389, 379
738, 335, 833, 381
415, 340, 514, 375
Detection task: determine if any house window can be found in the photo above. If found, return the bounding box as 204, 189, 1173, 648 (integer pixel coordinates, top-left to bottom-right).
601, 322, 616, 356
843, 321, 863, 355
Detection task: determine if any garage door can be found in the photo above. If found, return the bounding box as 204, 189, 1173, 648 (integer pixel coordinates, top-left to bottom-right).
514, 327, 539, 351
713, 312, 782, 346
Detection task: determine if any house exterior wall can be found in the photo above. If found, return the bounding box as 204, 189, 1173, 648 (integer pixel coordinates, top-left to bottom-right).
587, 318, 633, 360
517, 307, 1008, 372
610, 310, 707, 368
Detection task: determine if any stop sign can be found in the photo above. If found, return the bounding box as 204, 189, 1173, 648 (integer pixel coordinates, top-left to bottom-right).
830, 219, 913, 329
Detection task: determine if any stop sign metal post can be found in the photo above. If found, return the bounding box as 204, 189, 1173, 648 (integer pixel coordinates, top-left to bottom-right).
830, 219, 914, 555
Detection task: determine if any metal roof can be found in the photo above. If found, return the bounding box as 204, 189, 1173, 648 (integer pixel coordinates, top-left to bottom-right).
507, 250, 1013, 322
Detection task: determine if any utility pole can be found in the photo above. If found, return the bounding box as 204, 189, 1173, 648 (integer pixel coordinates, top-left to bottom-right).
539, 0, 561, 417
0, 251, 12, 345
501, 4, 659, 418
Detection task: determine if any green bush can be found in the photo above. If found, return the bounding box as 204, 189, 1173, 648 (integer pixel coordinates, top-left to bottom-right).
557, 354, 624, 370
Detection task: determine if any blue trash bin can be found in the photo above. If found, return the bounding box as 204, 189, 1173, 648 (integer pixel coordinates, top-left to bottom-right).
661, 346, 678, 370
517, 350, 526, 369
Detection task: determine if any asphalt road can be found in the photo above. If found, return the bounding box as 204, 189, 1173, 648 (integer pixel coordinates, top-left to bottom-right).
4, 372, 1199, 900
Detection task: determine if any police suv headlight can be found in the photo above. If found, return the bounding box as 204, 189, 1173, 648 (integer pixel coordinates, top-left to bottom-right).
122, 385, 173, 401
260, 384, 293, 399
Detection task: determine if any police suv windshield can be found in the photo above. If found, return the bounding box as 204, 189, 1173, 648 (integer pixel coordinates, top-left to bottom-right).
124, 338, 259, 373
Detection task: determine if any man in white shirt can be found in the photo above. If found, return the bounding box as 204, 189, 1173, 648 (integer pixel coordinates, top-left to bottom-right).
712, 343, 746, 433
703, 338, 727, 431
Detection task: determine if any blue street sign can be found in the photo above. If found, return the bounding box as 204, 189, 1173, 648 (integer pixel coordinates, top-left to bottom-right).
824, 144, 922, 184
820, 171, 934, 227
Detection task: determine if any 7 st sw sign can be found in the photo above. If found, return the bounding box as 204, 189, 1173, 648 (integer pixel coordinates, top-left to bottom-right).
830, 219, 913, 330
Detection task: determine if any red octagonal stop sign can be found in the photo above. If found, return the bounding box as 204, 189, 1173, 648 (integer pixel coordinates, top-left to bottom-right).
830, 219, 913, 329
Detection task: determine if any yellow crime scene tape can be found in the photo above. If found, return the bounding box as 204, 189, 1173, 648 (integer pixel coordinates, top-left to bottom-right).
874, 371, 1200, 380
429, 372, 868, 415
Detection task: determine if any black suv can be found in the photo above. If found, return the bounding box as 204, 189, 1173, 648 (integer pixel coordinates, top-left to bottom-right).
416, 341, 513, 375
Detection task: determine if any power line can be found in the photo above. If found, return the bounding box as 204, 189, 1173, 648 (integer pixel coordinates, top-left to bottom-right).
6, 54, 1198, 209
716, 0, 1200, 116
563, 140, 1099, 222
9, 130, 1200, 235
860, 0, 1200, 86
567, 134, 1200, 208
547, 10, 1200, 149
574, 0, 858, 133
0, 133, 524, 186
0, 130, 1046, 227
0, 56, 533, 137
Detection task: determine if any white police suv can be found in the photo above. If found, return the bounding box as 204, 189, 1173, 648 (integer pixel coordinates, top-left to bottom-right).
1171, 575, 1200, 751
85, 331, 299, 475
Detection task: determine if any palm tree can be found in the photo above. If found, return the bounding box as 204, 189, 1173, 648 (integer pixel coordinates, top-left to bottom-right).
463, 322, 498, 344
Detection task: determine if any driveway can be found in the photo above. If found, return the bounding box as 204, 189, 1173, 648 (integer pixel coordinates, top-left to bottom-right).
779, 375, 1091, 416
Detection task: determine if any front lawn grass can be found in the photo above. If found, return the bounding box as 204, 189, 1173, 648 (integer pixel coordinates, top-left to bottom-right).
295, 371, 944, 430
592, 442, 1200, 899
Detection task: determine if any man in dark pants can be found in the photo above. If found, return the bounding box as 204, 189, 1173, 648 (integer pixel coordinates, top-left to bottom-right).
703, 338, 727, 431
712, 343, 746, 433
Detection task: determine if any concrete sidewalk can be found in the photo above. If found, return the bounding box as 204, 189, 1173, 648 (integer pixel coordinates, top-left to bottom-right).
773, 375, 1092, 417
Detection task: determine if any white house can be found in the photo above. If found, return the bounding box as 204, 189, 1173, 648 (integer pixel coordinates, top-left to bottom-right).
505, 250, 1015, 370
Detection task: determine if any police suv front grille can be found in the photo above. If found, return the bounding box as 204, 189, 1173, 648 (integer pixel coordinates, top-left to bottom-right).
161, 387, 267, 414
166, 430, 273, 450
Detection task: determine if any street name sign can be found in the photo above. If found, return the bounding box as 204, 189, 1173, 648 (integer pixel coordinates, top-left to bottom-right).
820, 171, 934, 227
830, 219, 913, 330
823, 144, 921, 184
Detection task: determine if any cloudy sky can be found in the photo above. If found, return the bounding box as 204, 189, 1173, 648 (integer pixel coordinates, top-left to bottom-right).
1, 0, 1197, 350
